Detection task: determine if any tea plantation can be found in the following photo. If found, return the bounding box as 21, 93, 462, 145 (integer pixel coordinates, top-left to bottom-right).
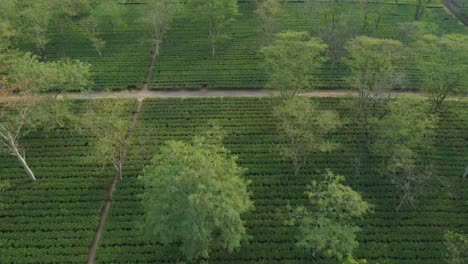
1, 98, 466, 263
13, 1, 468, 91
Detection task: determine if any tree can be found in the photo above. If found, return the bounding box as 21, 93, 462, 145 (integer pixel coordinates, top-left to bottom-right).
371, 97, 437, 210
79, 0, 128, 57
79, 99, 134, 179
444, 231, 468, 264
80, 16, 106, 57
6, 52, 91, 92
412, 34, 468, 112
19, 1, 53, 61
139, 134, 254, 260
49, 0, 92, 35
0, 95, 72, 182
356, 0, 385, 34
254, 0, 282, 44
273, 97, 340, 176
261, 32, 328, 97
0, 49, 90, 181
415, 0, 432, 20
186, 0, 239, 57
313, 0, 357, 70
289, 170, 372, 260
1, 96, 44, 181
141, 0, 180, 57
91, 0, 127, 35
345, 36, 404, 117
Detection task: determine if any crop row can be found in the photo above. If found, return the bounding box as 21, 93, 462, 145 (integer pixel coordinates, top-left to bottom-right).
14, 2, 466, 91
95, 97, 467, 263
0, 101, 137, 263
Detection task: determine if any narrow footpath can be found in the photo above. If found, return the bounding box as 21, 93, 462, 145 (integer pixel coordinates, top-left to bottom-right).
444, 0, 468, 27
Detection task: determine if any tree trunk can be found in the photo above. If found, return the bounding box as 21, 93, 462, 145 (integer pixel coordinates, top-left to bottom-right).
39, 47, 47, 62
95, 46, 102, 58
10, 141, 36, 181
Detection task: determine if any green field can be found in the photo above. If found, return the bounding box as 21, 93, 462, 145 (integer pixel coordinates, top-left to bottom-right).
13, 1, 468, 91
1, 98, 466, 263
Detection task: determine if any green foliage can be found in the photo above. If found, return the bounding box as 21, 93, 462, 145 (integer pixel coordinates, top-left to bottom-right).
345, 36, 404, 97
297, 216, 361, 259
254, 0, 282, 44
141, 0, 180, 54
0, 94, 72, 180
444, 231, 468, 264
412, 34, 468, 112
261, 32, 328, 97
91, 0, 127, 34
371, 97, 438, 210
139, 134, 254, 260
16, 0, 53, 60
306, 170, 372, 220
186, 0, 239, 56
342, 254, 368, 264
398, 21, 438, 44
294, 170, 372, 260
345, 36, 404, 121
5, 52, 91, 92
273, 96, 340, 176
311, 0, 358, 69
79, 99, 134, 176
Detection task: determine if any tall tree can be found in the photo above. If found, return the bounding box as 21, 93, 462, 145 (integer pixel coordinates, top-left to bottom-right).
415, 0, 432, 20
261, 31, 328, 97
19, 0, 53, 61
139, 133, 254, 260
79, 99, 134, 179
254, 0, 282, 44
186, 0, 239, 57
314, 0, 357, 70
50, 0, 92, 34
288, 170, 372, 260
345, 36, 404, 117
79, 16, 106, 57
1, 95, 45, 181
79, 0, 128, 57
356, 0, 384, 34
0, 50, 90, 181
273, 97, 340, 176
371, 97, 437, 210
141, 0, 180, 57
91, 0, 127, 35
412, 34, 468, 112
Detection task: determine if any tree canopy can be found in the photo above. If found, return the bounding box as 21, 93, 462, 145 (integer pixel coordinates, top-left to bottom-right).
186, 0, 239, 57
273, 96, 340, 176
261, 31, 328, 97
139, 134, 254, 260
444, 231, 468, 264
291, 170, 372, 260
371, 97, 437, 210
79, 99, 134, 178
412, 34, 468, 112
